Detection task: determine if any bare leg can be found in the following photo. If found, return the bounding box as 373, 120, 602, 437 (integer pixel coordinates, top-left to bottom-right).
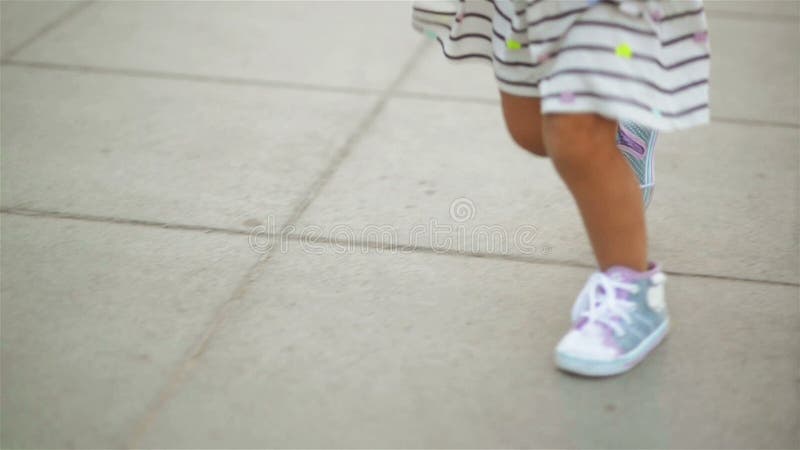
499, 91, 547, 157
542, 113, 647, 271
498, 91, 647, 271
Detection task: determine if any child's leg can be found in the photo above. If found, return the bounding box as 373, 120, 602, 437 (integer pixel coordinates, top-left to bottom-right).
501, 92, 658, 210
542, 113, 647, 272
500, 91, 547, 157
499, 95, 666, 376
499, 92, 647, 270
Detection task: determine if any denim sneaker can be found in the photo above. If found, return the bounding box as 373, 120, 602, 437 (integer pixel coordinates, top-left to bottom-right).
555, 263, 669, 377
617, 121, 658, 208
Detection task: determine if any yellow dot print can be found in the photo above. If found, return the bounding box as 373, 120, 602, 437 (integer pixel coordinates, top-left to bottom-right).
616, 43, 633, 59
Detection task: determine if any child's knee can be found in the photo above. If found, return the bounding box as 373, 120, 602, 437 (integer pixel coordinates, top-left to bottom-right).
542, 113, 617, 167
500, 92, 547, 157
506, 124, 548, 157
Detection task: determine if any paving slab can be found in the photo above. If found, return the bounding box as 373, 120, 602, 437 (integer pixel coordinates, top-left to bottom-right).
398, 43, 500, 102
0, 66, 377, 229
709, 15, 800, 125
6, 1, 419, 91
400, 15, 800, 125
650, 123, 799, 283
0, 214, 259, 448
136, 241, 799, 449
294, 97, 583, 261
294, 96, 799, 283
0, 0, 81, 57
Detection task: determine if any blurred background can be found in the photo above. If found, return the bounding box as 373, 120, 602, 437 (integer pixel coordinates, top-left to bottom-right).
1, 1, 798, 448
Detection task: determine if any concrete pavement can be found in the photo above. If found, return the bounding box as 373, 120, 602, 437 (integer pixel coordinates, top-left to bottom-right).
1, 1, 798, 448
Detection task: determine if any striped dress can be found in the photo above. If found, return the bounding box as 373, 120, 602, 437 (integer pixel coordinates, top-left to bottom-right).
411, 0, 711, 131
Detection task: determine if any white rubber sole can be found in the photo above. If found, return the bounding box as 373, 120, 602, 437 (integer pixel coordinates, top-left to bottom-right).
554, 318, 670, 377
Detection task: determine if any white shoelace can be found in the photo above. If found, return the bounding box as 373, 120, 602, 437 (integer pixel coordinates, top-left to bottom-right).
572, 272, 640, 337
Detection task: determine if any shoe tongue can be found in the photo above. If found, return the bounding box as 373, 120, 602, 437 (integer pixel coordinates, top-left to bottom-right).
602, 266, 648, 301
604, 265, 644, 282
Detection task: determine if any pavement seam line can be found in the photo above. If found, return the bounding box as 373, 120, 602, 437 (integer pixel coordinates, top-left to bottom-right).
121, 39, 431, 447
0, 59, 382, 97
124, 251, 273, 448
0, 206, 248, 236
281, 39, 431, 226
3, 207, 798, 288
1, 0, 95, 60
3, 58, 798, 130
